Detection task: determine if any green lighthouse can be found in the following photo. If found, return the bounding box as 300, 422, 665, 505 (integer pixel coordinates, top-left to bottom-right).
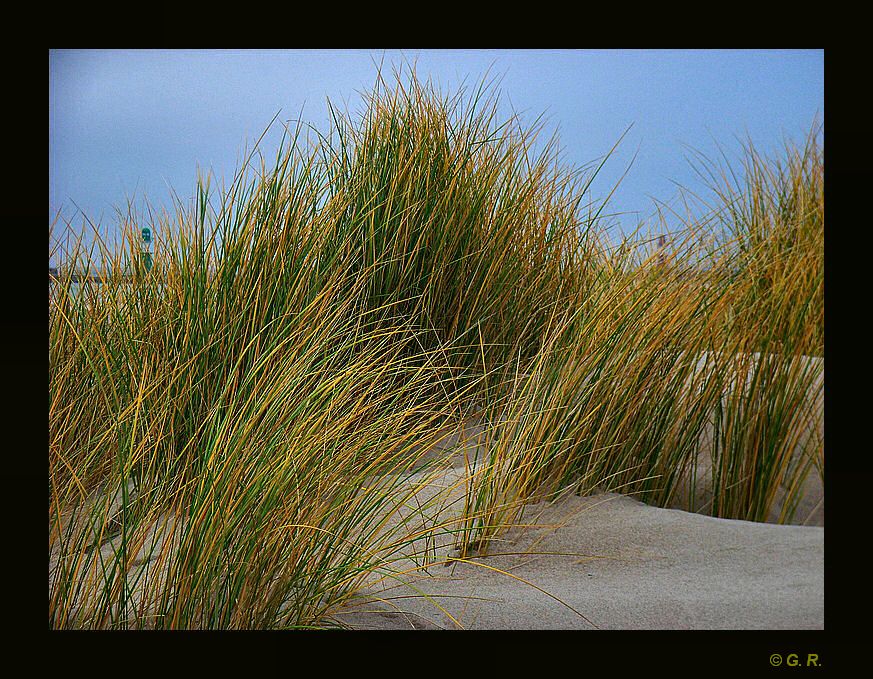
141, 227, 153, 272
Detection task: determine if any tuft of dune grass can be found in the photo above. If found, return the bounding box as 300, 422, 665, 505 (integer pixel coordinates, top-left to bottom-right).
50, 66, 823, 627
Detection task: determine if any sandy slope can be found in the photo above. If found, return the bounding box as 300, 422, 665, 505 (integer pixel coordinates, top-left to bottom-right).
334, 491, 824, 630
335, 351, 825, 631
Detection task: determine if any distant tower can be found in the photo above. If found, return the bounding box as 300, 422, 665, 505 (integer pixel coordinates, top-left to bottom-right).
141, 227, 153, 272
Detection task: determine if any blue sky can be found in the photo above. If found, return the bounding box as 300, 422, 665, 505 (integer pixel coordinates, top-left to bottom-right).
49, 49, 823, 244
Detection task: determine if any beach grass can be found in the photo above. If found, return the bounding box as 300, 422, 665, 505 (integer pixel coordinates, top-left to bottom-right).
49, 66, 823, 628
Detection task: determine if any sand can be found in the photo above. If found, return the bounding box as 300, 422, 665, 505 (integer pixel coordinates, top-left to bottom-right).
334, 491, 824, 630
334, 357, 824, 632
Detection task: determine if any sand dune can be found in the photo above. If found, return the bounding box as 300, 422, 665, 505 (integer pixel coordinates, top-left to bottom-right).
335, 491, 823, 630
51, 352, 824, 629
336, 363, 824, 631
